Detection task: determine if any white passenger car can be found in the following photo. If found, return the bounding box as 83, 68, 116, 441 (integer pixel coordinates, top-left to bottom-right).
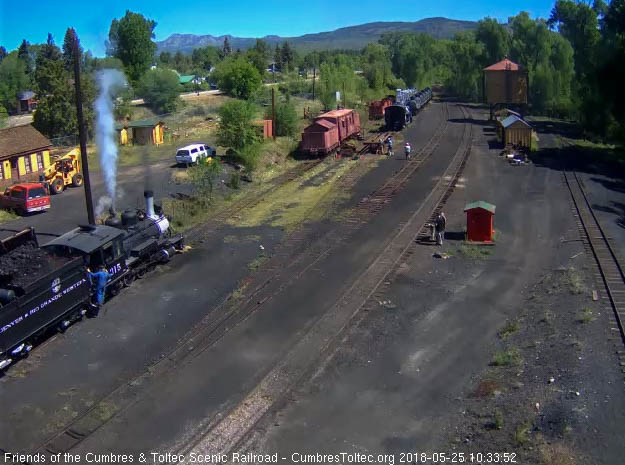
175, 144, 217, 166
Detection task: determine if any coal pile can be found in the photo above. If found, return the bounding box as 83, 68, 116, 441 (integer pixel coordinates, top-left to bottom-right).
0, 242, 70, 289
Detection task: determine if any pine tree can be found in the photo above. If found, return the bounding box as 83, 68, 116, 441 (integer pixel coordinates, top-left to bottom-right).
281, 42, 294, 72
221, 37, 232, 58
0, 46, 7, 63
274, 44, 283, 71
62, 28, 82, 71
17, 40, 33, 74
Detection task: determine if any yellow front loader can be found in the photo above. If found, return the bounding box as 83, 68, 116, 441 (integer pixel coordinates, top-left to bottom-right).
43, 148, 84, 194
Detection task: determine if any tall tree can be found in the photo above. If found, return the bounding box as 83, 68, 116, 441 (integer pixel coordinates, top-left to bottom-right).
281, 42, 295, 72
0, 46, 7, 63
221, 37, 232, 59
274, 44, 283, 71
475, 18, 511, 66
62, 28, 82, 71
0, 54, 31, 111
107, 11, 157, 83
17, 40, 33, 74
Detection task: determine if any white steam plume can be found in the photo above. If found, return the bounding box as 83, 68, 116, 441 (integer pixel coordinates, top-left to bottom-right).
95, 69, 126, 211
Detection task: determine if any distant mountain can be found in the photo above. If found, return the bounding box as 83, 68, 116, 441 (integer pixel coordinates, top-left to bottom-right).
156, 17, 477, 55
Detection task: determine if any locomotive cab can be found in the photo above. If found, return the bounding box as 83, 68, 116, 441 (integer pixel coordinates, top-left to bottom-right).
43, 225, 128, 283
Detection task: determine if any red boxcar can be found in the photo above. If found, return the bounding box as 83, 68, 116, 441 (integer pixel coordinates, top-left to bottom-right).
316, 109, 360, 143
368, 97, 393, 120
301, 119, 340, 155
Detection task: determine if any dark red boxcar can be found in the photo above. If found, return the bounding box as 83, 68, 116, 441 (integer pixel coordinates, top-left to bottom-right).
464, 201, 496, 242
301, 119, 339, 155
368, 97, 393, 120
316, 109, 360, 143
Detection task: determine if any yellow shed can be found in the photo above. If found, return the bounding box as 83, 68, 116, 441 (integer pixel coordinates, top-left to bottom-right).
116, 120, 164, 145
501, 115, 532, 149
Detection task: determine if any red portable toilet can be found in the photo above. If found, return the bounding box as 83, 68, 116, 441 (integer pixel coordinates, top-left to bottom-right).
464, 201, 496, 242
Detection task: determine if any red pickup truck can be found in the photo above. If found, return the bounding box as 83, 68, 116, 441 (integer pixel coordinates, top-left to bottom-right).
0, 183, 50, 214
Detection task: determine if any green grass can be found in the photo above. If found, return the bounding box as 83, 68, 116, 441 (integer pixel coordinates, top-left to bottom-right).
499, 320, 520, 339
494, 410, 504, 430
456, 244, 493, 259
248, 252, 269, 271
577, 307, 596, 324
0, 209, 19, 225
514, 422, 531, 445
492, 348, 522, 367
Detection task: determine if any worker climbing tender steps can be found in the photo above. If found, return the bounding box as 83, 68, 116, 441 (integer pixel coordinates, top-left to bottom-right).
87, 265, 111, 317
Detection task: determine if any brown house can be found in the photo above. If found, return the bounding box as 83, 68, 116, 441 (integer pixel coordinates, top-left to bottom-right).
0, 124, 53, 188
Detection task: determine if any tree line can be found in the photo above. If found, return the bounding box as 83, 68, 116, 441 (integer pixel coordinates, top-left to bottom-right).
1, 1, 623, 142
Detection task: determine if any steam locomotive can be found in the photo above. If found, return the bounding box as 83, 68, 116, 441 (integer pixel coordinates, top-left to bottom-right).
0, 191, 184, 370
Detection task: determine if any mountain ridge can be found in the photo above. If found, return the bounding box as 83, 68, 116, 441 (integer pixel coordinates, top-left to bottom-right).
156, 17, 478, 54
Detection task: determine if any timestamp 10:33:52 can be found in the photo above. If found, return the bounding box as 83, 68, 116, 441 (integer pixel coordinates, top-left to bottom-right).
397, 452, 517, 463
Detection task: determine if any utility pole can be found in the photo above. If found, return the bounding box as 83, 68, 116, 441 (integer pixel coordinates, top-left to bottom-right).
271, 87, 276, 141
72, 30, 95, 225
343, 81, 346, 109
312, 66, 316, 101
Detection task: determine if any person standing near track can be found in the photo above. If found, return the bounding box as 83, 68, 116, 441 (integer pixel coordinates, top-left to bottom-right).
405, 142, 412, 160
435, 212, 446, 246
387, 136, 393, 157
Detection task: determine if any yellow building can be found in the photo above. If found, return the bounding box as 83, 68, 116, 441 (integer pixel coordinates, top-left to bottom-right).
0, 124, 52, 188
501, 115, 533, 149
116, 119, 165, 146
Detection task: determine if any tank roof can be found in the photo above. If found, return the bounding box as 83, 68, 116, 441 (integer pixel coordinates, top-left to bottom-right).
483, 58, 521, 71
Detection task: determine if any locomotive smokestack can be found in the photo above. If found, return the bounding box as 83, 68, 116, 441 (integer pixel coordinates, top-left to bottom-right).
144, 190, 156, 218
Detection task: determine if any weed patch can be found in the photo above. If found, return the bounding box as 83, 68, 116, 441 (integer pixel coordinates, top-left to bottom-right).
457, 244, 493, 259
492, 348, 522, 367
577, 307, 595, 324
499, 320, 520, 338
0, 209, 19, 225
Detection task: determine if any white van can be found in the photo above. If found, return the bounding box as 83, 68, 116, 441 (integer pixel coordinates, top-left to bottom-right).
175, 144, 217, 166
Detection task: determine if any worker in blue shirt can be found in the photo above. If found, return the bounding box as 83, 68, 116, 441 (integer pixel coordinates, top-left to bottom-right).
87, 265, 111, 316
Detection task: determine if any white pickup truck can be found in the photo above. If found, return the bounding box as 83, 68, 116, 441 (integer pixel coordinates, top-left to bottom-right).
175, 143, 217, 166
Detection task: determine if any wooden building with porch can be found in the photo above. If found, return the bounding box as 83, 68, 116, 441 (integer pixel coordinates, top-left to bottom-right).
0, 124, 52, 188
116, 119, 165, 146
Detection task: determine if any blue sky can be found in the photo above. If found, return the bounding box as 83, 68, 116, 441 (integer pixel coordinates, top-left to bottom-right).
0, 0, 555, 56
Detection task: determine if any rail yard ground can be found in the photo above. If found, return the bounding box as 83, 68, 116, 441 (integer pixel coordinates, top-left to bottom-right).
2, 100, 625, 465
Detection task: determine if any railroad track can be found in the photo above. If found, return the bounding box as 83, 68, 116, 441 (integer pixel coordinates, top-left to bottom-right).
22, 102, 454, 459
187, 103, 475, 457
563, 170, 625, 353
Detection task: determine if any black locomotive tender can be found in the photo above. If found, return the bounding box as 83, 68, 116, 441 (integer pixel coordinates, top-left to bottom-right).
0, 190, 183, 370
384, 87, 432, 131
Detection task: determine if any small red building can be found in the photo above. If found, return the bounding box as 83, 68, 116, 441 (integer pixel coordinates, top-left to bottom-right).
464, 201, 496, 242
253, 119, 274, 139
